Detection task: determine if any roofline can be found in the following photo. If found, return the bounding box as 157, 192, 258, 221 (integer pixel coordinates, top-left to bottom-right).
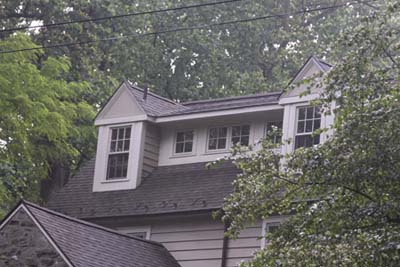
80, 207, 221, 222
127, 81, 183, 106
22, 202, 76, 267
155, 103, 282, 122
181, 91, 282, 105
23, 201, 166, 248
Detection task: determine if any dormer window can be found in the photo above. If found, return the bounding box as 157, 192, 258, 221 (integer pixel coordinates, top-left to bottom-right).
295, 106, 321, 149
231, 125, 250, 146
107, 126, 131, 180
175, 130, 194, 154
208, 127, 228, 151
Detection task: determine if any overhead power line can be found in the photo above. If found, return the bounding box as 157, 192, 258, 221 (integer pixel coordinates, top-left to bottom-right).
0, 2, 362, 55
0, 0, 241, 33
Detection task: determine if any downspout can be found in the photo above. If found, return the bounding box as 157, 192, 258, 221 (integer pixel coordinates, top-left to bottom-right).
221, 220, 230, 267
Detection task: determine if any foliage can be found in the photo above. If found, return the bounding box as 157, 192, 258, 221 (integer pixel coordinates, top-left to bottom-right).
0, 34, 96, 217
0, 0, 372, 102
220, 1, 400, 266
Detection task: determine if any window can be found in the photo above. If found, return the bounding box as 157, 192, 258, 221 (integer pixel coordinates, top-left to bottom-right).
231, 125, 250, 146
265, 121, 283, 144
208, 127, 228, 150
107, 126, 131, 180
262, 222, 281, 248
295, 106, 321, 149
175, 130, 194, 154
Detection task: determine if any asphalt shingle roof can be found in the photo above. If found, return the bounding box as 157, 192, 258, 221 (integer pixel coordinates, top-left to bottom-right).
47, 160, 239, 219
125, 82, 281, 117
21, 201, 180, 267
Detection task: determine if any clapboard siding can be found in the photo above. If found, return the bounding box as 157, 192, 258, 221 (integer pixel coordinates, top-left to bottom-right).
142, 123, 160, 178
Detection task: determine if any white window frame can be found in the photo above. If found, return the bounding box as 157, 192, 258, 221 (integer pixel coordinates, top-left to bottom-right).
231, 125, 251, 147
261, 217, 288, 248
294, 105, 321, 149
172, 129, 196, 156
118, 226, 151, 240
206, 126, 229, 153
206, 124, 251, 154
106, 126, 132, 180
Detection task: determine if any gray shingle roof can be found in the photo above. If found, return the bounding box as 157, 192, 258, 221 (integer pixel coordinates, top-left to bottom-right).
47, 160, 239, 219
125, 82, 281, 117
21, 201, 180, 267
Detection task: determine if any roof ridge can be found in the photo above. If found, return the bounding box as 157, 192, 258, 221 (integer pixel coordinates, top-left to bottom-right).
127, 81, 185, 107
182, 91, 282, 105
22, 200, 165, 248
311, 55, 333, 68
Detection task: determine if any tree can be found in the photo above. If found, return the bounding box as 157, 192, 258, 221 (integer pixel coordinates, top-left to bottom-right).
0, 34, 96, 217
220, 1, 400, 266
1, 0, 372, 102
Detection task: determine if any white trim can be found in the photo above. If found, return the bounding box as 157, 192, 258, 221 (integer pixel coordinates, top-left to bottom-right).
0, 205, 24, 231
172, 129, 197, 157
118, 226, 151, 240
95, 115, 151, 126
261, 216, 289, 249
21, 205, 74, 267
290, 57, 326, 85
278, 93, 319, 105
205, 126, 229, 153
155, 104, 282, 123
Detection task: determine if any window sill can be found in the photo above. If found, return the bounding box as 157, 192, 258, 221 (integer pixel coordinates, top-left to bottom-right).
101, 178, 130, 184
204, 149, 230, 155
170, 152, 196, 159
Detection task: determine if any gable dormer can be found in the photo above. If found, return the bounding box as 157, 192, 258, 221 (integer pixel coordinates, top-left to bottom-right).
279, 56, 334, 154
93, 82, 159, 192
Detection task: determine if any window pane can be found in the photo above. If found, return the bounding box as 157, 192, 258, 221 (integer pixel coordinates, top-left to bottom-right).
175, 143, 184, 153
305, 120, 313, 132
184, 142, 193, 152
124, 140, 130, 151
314, 119, 321, 130
217, 138, 227, 149
107, 153, 129, 180
219, 127, 228, 137
184, 131, 194, 141
232, 126, 241, 137
111, 129, 118, 140
117, 140, 123, 151
297, 121, 305, 133
241, 136, 249, 146
209, 128, 218, 138
176, 132, 184, 142
298, 108, 306, 120
118, 128, 124, 139
306, 107, 314, 119
241, 125, 250, 135
125, 127, 131, 139
232, 137, 240, 145
313, 135, 320, 145
110, 141, 116, 152
208, 139, 217, 150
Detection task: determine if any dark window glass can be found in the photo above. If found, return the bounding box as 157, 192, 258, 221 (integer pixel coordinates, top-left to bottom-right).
107, 126, 131, 180
231, 125, 250, 146
107, 153, 129, 180
175, 130, 194, 154
295, 106, 321, 149
208, 127, 228, 150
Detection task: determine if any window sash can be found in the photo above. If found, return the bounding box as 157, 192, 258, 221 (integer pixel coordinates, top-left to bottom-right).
231, 125, 250, 146
295, 106, 321, 148
106, 126, 131, 180
175, 130, 194, 154
208, 127, 228, 150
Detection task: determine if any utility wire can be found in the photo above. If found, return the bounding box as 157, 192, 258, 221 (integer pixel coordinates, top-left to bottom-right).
0, 0, 241, 33
0, 2, 360, 55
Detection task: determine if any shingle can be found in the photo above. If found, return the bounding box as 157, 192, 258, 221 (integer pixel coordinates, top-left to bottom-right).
46, 160, 239, 219
126, 82, 281, 117
24, 202, 180, 267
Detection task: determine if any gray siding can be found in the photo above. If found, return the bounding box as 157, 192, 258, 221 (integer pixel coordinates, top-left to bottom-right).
109, 213, 262, 267
142, 123, 160, 178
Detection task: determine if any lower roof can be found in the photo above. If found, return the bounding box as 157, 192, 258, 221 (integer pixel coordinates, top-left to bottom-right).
46, 159, 240, 219
2, 201, 180, 267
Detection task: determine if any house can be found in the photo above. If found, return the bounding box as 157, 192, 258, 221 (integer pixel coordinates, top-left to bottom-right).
0, 201, 179, 267
45, 56, 333, 267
